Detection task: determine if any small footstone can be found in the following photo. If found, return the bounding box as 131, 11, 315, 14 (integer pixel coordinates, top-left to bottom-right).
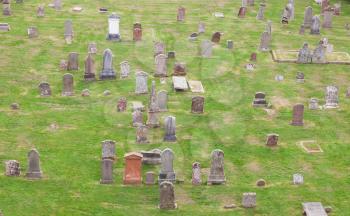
11, 103, 19, 110
224, 204, 237, 209
256, 179, 266, 187
81, 89, 90, 97
103, 90, 111, 96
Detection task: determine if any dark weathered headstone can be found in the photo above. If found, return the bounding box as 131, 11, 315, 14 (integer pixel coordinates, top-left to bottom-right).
256, 179, 266, 187
117, 97, 127, 112
250, 53, 257, 61
100, 159, 113, 184
191, 96, 204, 114
173, 62, 186, 76
207, 149, 225, 185
252, 92, 267, 107
141, 149, 161, 165
38, 82, 51, 96
242, 193, 256, 208
303, 6, 313, 28
159, 181, 177, 209
266, 134, 279, 147
296, 72, 305, 83
84, 54, 96, 81
211, 32, 221, 43
167, 51, 176, 59
177, 7, 185, 21
100, 49, 116, 80
297, 43, 312, 64
67, 52, 79, 71
238, 7, 247, 18
227, 40, 233, 49
25, 149, 42, 179
133, 23, 142, 41
291, 104, 304, 126
62, 73, 74, 96
299, 24, 305, 35
164, 116, 176, 142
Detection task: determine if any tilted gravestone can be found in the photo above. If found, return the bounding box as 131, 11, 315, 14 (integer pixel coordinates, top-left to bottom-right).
25, 149, 42, 179
159, 181, 177, 209
207, 149, 226, 185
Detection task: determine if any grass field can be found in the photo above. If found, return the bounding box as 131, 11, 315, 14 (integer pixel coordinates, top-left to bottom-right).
1, 0, 350, 215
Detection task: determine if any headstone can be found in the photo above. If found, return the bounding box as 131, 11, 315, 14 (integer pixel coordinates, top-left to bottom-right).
146, 111, 159, 128
188, 80, 205, 93
148, 81, 159, 112
5, 160, 20, 176
167, 51, 175, 59
207, 149, 226, 185
123, 152, 143, 184
242, 0, 248, 7
117, 97, 127, 112
177, 7, 185, 21
322, 10, 333, 28
133, 23, 142, 41
198, 22, 205, 34
302, 202, 327, 216
259, 31, 270, 51
303, 6, 313, 28
101, 140, 116, 160
100, 159, 113, 184
172, 63, 186, 76
321, 0, 330, 13
286, 2, 294, 20
256, 3, 266, 20
201, 40, 212, 58
132, 101, 145, 112
88, 42, 97, 54
135, 71, 148, 94
28, 26, 38, 38
107, 13, 121, 41
141, 149, 161, 165
157, 90, 168, 112
67, 52, 79, 71
145, 171, 155, 185
81, 89, 90, 97
191, 96, 204, 114
103, 90, 111, 96
164, 116, 176, 142
84, 54, 96, 81
312, 42, 326, 63
64, 20, 73, 44
310, 15, 321, 34
0, 23, 10, 31
53, 0, 61, 10
266, 20, 272, 35
297, 43, 312, 63
3, 4, 11, 16
275, 75, 284, 81
99, 8, 108, 13
296, 72, 305, 83
324, 86, 339, 108
250, 53, 257, 62
158, 148, 176, 183
326, 44, 333, 53
242, 193, 256, 208
227, 40, 233, 49
172, 76, 188, 91
155, 54, 167, 77
132, 110, 143, 127
62, 73, 74, 96
281, 8, 289, 24
293, 173, 304, 185
100, 49, 116, 80
252, 92, 267, 107
256, 179, 266, 187
299, 25, 305, 35
59, 60, 67, 70
10, 103, 19, 110
266, 134, 279, 147
238, 7, 247, 18
246, 63, 255, 71
159, 181, 177, 209
211, 32, 221, 43
25, 149, 42, 179
154, 42, 165, 56
38, 82, 51, 96
120, 61, 130, 78
309, 98, 319, 110
192, 162, 201, 185
136, 125, 149, 144
291, 104, 304, 126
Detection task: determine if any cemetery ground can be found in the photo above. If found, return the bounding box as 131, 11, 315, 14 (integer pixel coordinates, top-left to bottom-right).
1, 0, 350, 215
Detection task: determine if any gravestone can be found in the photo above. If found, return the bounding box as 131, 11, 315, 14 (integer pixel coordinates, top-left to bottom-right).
10, 103, 19, 110
155, 54, 167, 77
259, 31, 270, 51
81, 89, 90, 97
242, 193, 256, 208
164, 116, 176, 142
250, 53, 257, 61
136, 125, 149, 144
158, 148, 176, 183
173, 62, 186, 76
88, 42, 97, 54
154, 42, 165, 56
133, 23, 142, 41
0, 23, 10, 31
346, 87, 350, 98
172, 76, 188, 91
107, 13, 121, 41
28, 27, 38, 38
159, 181, 177, 209
256, 3, 266, 20
291, 104, 304, 126
62, 73, 74, 96
67, 52, 79, 70
60, 60, 67, 70
309, 98, 319, 110
192, 162, 201, 185
157, 90, 168, 112
123, 152, 143, 184
256, 179, 266, 187
297, 43, 312, 63
167, 51, 176, 58
5, 160, 20, 176
238, 7, 247, 18
135, 71, 148, 94
26, 149, 42, 179
101, 140, 116, 160
53, 0, 61, 10
334, 3, 341, 16
132, 102, 145, 112
132, 110, 143, 127
312, 42, 326, 63
211, 32, 221, 43
299, 24, 305, 35
188, 80, 205, 93
207, 149, 226, 185
310, 15, 321, 34
177, 7, 185, 21
322, 10, 333, 28
64, 20, 73, 44
296, 72, 305, 83
303, 6, 313, 28
252, 92, 267, 107
38, 82, 51, 96
191, 96, 204, 114
324, 86, 339, 108
266, 20, 272, 35
100, 49, 116, 80
148, 81, 159, 112
227, 40, 233, 49
189, 32, 198, 41
293, 173, 304, 185
3, 4, 11, 16
266, 134, 279, 147
120, 61, 130, 78
198, 22, 205, 34
100, 159, 113, 184
145, 171, 155, 185
286, 2, 294, 20
141, 149, 161, 165
146, 111, 159, 128
84, 54, 96, 81
117, 97, 127, 112
281, 8, 289, 24
201, 40, 212, 57
302, 202, 327, 216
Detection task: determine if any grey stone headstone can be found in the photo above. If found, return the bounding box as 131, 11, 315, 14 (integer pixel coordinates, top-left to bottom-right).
310, 15, 321, 35
84, 54, 96, 81
28, 27, 38, 38
259, 31, 270, 51
148, 81, 159, 112
297, 43, 312, 63
157, 90, 168, 112
154, 54, 167, 77
253, 92, 267, 107
154, 42, 165, 56
64, 20, 73, 44
38, 82, 51, 96
120, 61, 130, 78
201, 40, 212, 58
3, 4, 11, 16
192, 162, 201, 185
177, 7, 185, 21
107, 13, 121, 41
62, 73, 74, 96
135, 71, 148, 94
312, 43, 326, 63
67, 52, 79, 71
198, 22, 205, 34
145, 171, 155, 185
256, 3, 266, 20
303, 6, 313, 28
132, 110, 143, 127
227, 40, 233, 49
101, 140, 116, 160
159, 181, 177, 209
293, 173, 304, 185
207, 149, 225, 185
53, 0, 62, 10
100, 159, 114, 184
141, 149, 161, 165
291, 104, 304, 126
324, 86, 339, 108
309, 98, 319, 110
302, 202, 327, 216
25, 149, 42, 179
136, 125, 149, 144
5, 160, 20, 176
164, 116, 176, 142
158, 148, 176, 183
242, 193, 256, 208
322, 10, 333, 28
146, 111, 160, 128
100, 49, 116, 80
266, 20, 272, 35
88, 42, 97, 54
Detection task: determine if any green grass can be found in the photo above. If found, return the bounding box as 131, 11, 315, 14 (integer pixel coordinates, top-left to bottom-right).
1, 0, 350, 215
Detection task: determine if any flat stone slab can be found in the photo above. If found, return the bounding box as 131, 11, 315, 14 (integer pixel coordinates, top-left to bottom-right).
213, 12, 224, 18
132, 101, 145, 112
302, 202, 327, 216
271, 50, 350, 65
0, 23, 10, 31
298, 140, 323, 153
172, 76, 188, 91
72, 6, 83, 12
188, 80, 205, 93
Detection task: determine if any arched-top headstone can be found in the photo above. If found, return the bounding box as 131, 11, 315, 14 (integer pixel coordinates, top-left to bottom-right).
207, 149, 225, 185
135, 71, 148, 94
26, 149, 42, 179
158, 148, 176, 183
62, 73, 74, 96
38, 82, 51, 96
154, 54, 167, 77
159, 181, 177, 209
100, 49, 116, 80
